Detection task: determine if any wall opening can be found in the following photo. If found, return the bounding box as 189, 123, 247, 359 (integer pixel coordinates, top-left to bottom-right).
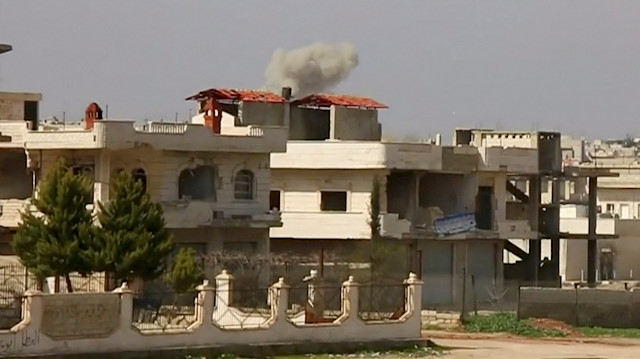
0, 150, 32, 199
132, 168, 147, 193
320, 191, 347, 211
476, 186, 494, 230
23, 101, 38, 130
387, 171, 414, 220
289, 107, 330, 140
234, 170, 254, 200
179, 166, 217, 200
269, 190, 281, 211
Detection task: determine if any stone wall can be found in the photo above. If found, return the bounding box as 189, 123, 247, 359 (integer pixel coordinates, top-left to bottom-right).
0, 273, 422, 358
519, 287, 640, 328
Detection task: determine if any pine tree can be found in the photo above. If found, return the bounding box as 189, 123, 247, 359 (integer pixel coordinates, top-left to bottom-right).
94, 171, 174, 284
164, 247, 204, 294
13, 158, 96, 292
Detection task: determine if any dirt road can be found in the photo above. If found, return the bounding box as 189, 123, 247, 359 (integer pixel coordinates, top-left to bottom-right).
433, 336, 640, 359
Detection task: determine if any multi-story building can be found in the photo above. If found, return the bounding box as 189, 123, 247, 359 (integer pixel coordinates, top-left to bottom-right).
268, 94, 564, 309
0, 89, 289, 267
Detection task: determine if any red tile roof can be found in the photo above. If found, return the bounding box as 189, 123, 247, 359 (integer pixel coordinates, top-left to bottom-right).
185, 89, 285, 103
292, 94, 387, 109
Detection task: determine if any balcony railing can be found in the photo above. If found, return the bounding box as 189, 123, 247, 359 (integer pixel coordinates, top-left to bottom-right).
140, 122, 188, 134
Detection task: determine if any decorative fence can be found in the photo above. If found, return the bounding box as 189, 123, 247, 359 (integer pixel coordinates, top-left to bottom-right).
0, 271, 423, 358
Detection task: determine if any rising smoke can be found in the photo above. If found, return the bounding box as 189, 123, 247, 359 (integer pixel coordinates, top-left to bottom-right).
265, 42, 359, 98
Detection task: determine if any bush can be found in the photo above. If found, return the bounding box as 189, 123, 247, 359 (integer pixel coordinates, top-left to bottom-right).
464, 312, 566, 337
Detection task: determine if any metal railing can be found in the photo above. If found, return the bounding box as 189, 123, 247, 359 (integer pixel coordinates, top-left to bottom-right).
132, 290, 197, 331
358, 284, 406, 321
141, 122, 188, 134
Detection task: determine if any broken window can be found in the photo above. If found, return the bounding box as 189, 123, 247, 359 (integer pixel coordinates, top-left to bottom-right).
321, 191, 347, 211
132, 168, 147, 193
179, 166, 217, 200
270, 190, 281, 210
234, 170, 254, 200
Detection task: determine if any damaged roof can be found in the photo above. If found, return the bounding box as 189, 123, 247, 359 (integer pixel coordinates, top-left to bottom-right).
185, 89, 286, 104
292, 94, 387, 109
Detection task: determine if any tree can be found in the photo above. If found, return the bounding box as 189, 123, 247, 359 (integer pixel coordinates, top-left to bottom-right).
13, 158, 96, 292
93, 171, 174, 284
164, 247, 204, 293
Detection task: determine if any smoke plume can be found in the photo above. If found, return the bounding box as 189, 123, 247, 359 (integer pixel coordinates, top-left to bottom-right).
265, 42, 359, 98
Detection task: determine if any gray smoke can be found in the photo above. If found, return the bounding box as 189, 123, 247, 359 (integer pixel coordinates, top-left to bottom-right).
265, 42, 359, 98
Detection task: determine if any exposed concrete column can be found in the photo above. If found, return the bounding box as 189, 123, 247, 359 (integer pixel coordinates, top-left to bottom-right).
550, 177, 561, 283
528, 175, 541, 284
588, 176, 598, 287
94, 149, 110, 204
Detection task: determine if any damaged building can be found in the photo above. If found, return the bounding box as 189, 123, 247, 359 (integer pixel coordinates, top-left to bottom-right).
0, 89, 290, 275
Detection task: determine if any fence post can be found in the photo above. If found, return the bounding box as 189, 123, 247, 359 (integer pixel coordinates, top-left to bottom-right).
270, 277, 290, 322
195, 279, 215, 327
342, 276, 359, 321
404, 272, 423, 317
112, 282, 134, 330
471, 274, 478, 315
460, 267, 467, 323
215, 270, 234, 312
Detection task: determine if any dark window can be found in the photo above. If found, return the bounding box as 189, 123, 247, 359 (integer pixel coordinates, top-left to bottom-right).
223, 241, 257, 254
131, 168, 147, 193
475, 186, 494, 230
24, 101, 38, 130
321, 191, 347, 211
179, 166, 217, 200
269, 190, 281, 210
234, 170, 254, 200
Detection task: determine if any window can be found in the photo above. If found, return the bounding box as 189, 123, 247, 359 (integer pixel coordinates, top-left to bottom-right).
269, 190, 281, 210
179, 166, 217, 200
320, 191, 347, 211
132, 168, 147, 193
234, 170, 254, 200
606, 203, 615, 213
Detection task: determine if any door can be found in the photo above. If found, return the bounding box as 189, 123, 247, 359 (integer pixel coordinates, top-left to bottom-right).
476, 186, 494, 230
422, 241, 454, 308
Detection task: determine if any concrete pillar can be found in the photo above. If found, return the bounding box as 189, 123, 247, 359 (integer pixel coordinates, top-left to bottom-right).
94, 150, 110, 204
528, 175, 541, 284
270, 277, 289, 321
550, 177, 561, 283
195, 279, 215, 325
112, 282, 134, 330
20, 289, 43, 329
342, 276, 359, 320
588, 176, 598, 287
215, 270, 234, 311
404, 272, 423, 314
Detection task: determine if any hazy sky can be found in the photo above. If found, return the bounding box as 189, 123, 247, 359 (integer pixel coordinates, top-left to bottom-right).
1, 1, 639, 141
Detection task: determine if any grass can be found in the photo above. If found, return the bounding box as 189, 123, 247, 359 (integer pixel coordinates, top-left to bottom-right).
463, 312, 567, 338
182, 344, 444, 358
579, 326, 640, 338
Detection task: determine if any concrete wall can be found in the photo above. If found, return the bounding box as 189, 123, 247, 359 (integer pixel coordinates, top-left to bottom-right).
519, 287, 640, 328
0, 274, 422, 358
0, 92, 41, 122
239, 102, 285, 127
330, 106, 381, 141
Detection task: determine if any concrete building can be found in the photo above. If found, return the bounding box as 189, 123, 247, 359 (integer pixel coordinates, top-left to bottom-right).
267, 93, 568, 309
0, 89, 289, 265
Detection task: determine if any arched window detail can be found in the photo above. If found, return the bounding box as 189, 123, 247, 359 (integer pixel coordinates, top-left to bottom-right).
132, 168, 147, 193
234, 170, 254, 200
178, 165, 217, 200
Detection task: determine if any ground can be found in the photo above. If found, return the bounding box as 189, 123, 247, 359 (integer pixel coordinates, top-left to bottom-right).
430, 334, 640, 359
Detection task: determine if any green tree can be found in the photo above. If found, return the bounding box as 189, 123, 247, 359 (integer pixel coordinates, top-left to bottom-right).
164, 247, 204, 293
93, 171, 174, 284
13, 158, 96, 292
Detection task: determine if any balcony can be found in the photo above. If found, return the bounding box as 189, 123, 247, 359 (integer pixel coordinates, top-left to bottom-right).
0, 199, 27, 228
24, 120, 288, 154
270, 141, 442, 170
270, 212, 410, 240
160, 200, 281, 229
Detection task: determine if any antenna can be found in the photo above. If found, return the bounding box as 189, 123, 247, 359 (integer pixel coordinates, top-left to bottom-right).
105, 105, 109, 119
63, 112, 66, 130
175, 112, 178, 123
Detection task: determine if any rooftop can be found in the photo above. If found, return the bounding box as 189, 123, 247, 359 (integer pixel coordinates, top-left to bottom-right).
185, 88, 286, 104
292, 94, 387, 109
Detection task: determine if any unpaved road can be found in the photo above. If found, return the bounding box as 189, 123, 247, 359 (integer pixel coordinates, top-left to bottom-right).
434, 337, 640, 359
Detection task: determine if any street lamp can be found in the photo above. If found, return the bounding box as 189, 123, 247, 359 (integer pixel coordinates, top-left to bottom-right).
0, 44, 12, 55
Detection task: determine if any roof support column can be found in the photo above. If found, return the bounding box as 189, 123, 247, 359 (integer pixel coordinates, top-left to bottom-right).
550, 177, 561, 284
587, 176, 598, 287
528, 175, 540, 285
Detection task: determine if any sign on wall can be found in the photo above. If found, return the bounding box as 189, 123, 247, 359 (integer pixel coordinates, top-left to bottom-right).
434, 212, 476, 236
40, 293, 120, 340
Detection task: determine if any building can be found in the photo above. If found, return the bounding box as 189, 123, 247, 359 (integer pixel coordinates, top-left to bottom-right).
267, 93, 572, 309
0, 89, 289, 272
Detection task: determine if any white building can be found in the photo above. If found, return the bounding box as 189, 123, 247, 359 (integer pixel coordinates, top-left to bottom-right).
0, 89, 289, 266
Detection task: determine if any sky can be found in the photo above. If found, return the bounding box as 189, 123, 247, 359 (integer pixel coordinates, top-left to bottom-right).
1, 1, 639, 142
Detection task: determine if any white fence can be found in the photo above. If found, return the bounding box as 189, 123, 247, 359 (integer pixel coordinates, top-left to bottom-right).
0, 271, 422, 358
